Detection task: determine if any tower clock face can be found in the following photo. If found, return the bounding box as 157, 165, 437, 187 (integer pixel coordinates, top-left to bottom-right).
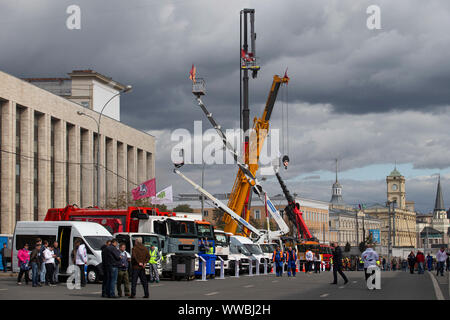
392, 184, 398, 191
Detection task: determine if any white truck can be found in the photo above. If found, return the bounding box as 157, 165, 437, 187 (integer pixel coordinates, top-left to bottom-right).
231, 235, 268, 273
12, 221, 113, 283
214, 229, 230, 274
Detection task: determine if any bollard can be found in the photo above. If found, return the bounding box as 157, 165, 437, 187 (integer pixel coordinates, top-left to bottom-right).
264, 259, 268, 275
256, 259, 260, 276
217, 256, 225, 279
196, 256, 207, 281
248, 259, 253, 276
233, 259, 240, 278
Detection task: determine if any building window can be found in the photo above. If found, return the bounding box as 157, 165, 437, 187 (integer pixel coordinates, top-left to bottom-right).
34, 112, 40, 221
15, 106, 21, 222
203, 210, 208, 217
255, 210, 261, 220
50, 118, 56, 208
80, 101, 89, 108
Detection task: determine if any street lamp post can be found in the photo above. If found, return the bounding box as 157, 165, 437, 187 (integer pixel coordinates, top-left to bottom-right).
77, 85, 132, 207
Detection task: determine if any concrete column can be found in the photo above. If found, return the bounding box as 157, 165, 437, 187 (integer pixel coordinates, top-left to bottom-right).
67, 125, 80, 206
117, 142, 127, 203
53, 119, 66, 207
37, 113, 51, 221
98, 134, 106, 207
146, 152, 154, 180
20, 107, 33, 221
137, 149, 145, 183
106, 138, 117, 207
127, 146, 137, 193
1, 101, 16, 233
81, 129, 94, 207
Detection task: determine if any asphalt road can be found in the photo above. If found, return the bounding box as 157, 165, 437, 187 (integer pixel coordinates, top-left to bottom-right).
0, 270, 447, 300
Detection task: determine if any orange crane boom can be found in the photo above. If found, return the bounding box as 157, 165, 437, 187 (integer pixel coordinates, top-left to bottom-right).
224, 75, 289, 235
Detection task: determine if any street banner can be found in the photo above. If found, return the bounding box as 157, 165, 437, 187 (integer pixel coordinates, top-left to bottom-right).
131, 178, 156, 201
151, 186, 173, 205
369, 229, 381, 244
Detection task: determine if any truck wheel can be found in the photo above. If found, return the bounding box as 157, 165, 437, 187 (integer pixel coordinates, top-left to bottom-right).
87, 266, 98, 284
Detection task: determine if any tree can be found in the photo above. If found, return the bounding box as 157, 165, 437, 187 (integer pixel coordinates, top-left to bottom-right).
105, 192, 168, 211
173, 204, 193, 213
344, 242, 351, 252
212, 208, 226, 229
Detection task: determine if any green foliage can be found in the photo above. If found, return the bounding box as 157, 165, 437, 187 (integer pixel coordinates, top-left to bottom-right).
212, 209, 226, 229
105, 192, 167, 211
173, 204, 194, 213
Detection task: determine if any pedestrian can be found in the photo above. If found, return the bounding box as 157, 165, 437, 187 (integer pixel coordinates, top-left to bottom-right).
29, 242, 42, 287
39, 239, 47, 284
75, 238, 88, 287
43, 243, 56, 286
130, 237, 150, 299
382, 257, 386, 271
426, 253, 433, 272
314, 252, 321, 274
105, 238, 121, 298
286, 247, 297, 277
17, 243, 30, 285
391, 257, 398, 271
305, 248, 313, 273
1, 243, 7, 272
101, 239, 111, 298
148, 244, 160, 283
330, 242, 348, 285
361, 244, 379, 283
407, 251, 416, 274
435, 247, 447, 277
401, 258, 407, 272
53, 241, 61, 284
272, 246, 284, 277
416, 251, 425, 274
117, 242, 131, 297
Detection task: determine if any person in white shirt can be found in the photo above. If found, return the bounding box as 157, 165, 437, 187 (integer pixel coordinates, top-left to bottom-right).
361, 244, 379, 281
75, 239, 88, 287
43, 245, 56, 286
436, 247, 448, 276
305, 249, 314, 273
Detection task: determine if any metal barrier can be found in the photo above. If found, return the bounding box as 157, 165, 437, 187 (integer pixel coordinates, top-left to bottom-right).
256, 259, 260, 275
196, 255, 207, 281
248, 259, 254, 276
264, 259, 268, 275
217, 256, 225, 279
232, 258, 240, 278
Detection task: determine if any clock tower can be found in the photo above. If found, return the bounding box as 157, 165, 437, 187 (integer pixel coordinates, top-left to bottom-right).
386, 166, 406, 209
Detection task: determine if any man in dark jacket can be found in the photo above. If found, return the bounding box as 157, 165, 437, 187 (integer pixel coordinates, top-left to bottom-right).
105, 239, 121, 298
130, 237, 150, 299
101, 240, 112, 298
330, 242, 348, 285
29, 243, 42, 287
1, 243, 7, 272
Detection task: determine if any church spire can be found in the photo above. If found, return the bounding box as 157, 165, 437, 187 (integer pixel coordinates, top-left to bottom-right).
434, 174, 445, 214
335, 158, 338, 183
330, 158, 343, 204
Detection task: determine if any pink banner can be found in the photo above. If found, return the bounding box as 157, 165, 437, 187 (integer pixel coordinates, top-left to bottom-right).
132, 178, 156, 201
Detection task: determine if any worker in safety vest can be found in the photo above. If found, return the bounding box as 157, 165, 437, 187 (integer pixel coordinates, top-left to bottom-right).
200, 238, 214, 255
272, 246, 285, 277
286, 247, 297, 277
148, 245, 161, 283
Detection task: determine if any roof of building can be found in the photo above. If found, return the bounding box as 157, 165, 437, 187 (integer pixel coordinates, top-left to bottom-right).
420, 226, 443, 237
68, 69, 127, 90
388, 167, 402, 177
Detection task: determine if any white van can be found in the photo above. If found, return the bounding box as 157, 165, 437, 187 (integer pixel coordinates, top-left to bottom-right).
231, 235, 267, 273
13, 221, 113, 283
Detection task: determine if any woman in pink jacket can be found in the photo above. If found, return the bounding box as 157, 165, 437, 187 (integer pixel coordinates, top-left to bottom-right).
17, 244, 30, 285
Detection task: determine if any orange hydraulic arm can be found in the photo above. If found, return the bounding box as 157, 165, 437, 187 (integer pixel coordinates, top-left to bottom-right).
223, 75, 289, 235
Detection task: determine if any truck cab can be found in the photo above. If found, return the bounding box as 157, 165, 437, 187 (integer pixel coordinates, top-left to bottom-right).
114, 232, 164, 277
138, 216, 198, 276
230, 235, 266, 273
213, 229, 230, 273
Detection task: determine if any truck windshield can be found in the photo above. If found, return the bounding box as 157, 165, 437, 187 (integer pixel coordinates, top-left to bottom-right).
167, 220, 197, 237
230, 244, 251, 256
84, 236, 113, 251
214, 233, 228, 247
243, 244, 263, 255
196, 224, 214, 238
260, 244, 274, 253
132, 235, 159, 250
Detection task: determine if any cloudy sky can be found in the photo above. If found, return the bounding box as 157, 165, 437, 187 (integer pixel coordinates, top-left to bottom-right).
2, 0, 450, 212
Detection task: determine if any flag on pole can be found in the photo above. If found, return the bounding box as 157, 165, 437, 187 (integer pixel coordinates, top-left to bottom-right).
283, 67, 289, 81
151, 186, 173, 205
189, 64, 196, 83
131, 178, 156, 201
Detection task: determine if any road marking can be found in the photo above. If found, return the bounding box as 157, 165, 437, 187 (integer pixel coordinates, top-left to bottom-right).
0, 289, 7, 291
152, 284, 163, 287
244, 285, 254, 288
427, 271, 444, 300
352, 281, 357, 283
338, 286, 345, 289
320, 293, 329, 298
90, 291, 101, 294
272, 280, 278, 283
205, 291, 219, 296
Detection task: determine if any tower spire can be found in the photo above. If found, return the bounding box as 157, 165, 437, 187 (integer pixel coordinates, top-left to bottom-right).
434, 174, 445, 215
335, 158, 338, 183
